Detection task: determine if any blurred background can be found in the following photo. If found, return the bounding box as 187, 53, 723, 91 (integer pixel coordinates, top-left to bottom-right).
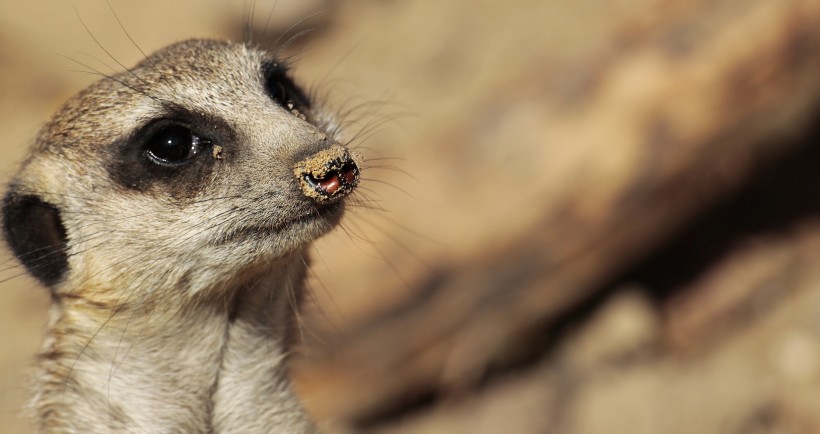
2, 0, 820, 433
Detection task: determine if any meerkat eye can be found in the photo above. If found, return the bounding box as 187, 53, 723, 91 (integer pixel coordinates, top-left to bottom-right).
263, 62, 311, 115
144, 125, 204, 165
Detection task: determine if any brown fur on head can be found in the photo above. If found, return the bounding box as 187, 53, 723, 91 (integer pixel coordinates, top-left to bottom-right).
1, 39, 358, 433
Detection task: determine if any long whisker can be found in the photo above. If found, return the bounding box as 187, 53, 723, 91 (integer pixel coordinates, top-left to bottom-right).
106, 0, 166, 80
260, 0, 282, 42
71, 5, 156, 92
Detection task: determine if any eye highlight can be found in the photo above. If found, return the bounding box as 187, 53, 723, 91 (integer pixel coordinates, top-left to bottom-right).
262, 62, 312, 117
144, 125, 206, 165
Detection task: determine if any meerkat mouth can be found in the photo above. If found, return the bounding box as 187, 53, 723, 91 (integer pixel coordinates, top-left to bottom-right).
217, 202, 345, 246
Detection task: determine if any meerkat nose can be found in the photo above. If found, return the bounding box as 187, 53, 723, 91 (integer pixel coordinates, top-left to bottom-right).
294, 145, 360, 203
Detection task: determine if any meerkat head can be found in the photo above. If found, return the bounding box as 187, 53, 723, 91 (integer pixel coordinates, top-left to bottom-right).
1, 39, 359, 302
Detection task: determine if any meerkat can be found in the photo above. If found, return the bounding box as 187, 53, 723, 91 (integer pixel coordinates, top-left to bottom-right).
1, 38, 360, 433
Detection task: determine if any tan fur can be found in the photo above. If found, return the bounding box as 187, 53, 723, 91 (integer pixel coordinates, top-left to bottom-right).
2, 39, 358, 433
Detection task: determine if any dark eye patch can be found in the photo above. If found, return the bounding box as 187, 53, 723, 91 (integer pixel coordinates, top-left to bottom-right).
105, 108, 235, 200
262, 61, 312, 117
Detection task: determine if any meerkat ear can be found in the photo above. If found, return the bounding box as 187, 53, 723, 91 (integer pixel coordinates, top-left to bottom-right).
1, 191, 69, 288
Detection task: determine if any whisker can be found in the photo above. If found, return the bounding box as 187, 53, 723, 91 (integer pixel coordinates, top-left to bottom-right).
273, 10, 326, 52
260, 0, 282, 42
56, 54, 167, 106
71, 5, 158, 93
105, 0, 166, 80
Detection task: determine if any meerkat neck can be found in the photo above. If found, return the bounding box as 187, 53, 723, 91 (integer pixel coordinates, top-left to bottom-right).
33, 256, 316, 434
211, 258, 317, 434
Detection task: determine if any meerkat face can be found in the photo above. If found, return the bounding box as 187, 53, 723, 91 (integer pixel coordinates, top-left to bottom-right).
1, 39, 359, 300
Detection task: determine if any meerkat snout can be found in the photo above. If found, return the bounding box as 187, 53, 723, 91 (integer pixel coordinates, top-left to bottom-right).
295, 144, 360, 203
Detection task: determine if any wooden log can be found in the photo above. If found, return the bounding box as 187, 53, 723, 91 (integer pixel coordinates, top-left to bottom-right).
297, 0, 820, 425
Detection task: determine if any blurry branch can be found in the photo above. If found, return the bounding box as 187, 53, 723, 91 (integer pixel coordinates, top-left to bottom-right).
299, 0, 820, 425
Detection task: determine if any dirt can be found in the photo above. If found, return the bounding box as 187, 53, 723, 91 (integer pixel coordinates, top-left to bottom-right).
294, 144, 360, 201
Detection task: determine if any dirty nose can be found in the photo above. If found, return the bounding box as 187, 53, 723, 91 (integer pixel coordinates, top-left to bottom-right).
295, 145, 360, 203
